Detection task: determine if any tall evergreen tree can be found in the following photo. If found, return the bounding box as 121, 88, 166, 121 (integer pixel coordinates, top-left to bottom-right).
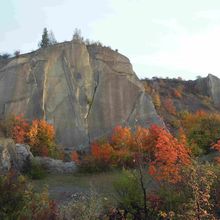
39, 28, 50, 48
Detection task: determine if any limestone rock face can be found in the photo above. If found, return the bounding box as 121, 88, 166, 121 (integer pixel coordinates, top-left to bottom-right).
0, 41, 163, 150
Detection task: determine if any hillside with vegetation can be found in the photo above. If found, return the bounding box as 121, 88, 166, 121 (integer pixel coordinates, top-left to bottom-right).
1, 29, 220, 219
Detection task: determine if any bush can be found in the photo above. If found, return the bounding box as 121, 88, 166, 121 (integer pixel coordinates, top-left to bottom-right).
0, 171, 59, 219
178, 161, 217, 219
0, 171, 27, 219
26, 159, 47, 180
0, 114, 30, 144
157, 184, 187, 216
27, 119, 57, 157
113, 170, 162, 219
113, 170, 144, 214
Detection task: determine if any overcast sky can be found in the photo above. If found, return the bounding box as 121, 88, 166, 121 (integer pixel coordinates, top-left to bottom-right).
1, 0, 220, 80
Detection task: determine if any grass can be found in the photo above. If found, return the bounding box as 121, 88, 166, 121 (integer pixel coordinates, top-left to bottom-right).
31, 170, 123, 202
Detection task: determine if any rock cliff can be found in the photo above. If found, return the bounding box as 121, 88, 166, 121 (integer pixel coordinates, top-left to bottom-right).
195, 74, 220, 109
142, 74, 220, 132
0, 41, 162, 150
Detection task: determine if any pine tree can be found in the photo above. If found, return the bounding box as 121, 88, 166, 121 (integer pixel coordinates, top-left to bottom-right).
39, 28, 50, 48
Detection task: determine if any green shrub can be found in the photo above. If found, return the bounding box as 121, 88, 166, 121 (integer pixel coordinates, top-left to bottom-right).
113, 170, 166, 219
113, 170, 148, 219
157, 184, 187, 215
0, 171, 26, 219
27, 159, 47, 180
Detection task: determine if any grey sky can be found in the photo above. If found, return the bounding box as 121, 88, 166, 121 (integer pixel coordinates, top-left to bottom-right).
1, 0, 220, 79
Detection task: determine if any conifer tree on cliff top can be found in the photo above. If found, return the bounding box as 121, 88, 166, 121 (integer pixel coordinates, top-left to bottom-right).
39, 28, 57, 48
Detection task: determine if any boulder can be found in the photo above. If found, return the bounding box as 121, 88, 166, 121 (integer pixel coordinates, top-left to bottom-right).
15, 143, 33, 170
34, 156, 76, 174
0, 138, 33, 173
0, 139, 17, 173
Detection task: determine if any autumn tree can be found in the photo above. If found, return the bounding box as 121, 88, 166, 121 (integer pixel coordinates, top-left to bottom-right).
0, 114, 30, 143
91, 142, 113, 163
11, 115, 30, 144
76, 124, 191, 183
147, 125, 191, 183
27, 119, 56, 157
111, 125, 133, 148
71, 151, 80, 164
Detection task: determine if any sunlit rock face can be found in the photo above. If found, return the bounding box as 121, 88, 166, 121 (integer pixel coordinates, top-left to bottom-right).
0, 41, 163, 150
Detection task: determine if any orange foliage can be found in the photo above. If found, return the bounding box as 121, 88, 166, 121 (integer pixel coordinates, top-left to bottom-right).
111, 125, 133, 149
78, 124, 191, 183
163, 98, 176, 115
71, 151, 80, 164
212, 140, 220, 152
12, 115, 29, 143
181, 110, 207, 129
27, 119, 55, 156
148, 125, 191, 183
172, 88, 182, 98
91, 142, 113, 162
133, 126, 149, 151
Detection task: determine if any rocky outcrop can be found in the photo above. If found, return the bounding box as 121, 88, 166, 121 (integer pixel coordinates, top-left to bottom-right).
16, 143, 33, 170
34, 157, 76, 174
194, 74, 220, 109
206, 74, 220, 108
0, 139, 33, 173
0, 139, 13, 173
0, 41, 163, 150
